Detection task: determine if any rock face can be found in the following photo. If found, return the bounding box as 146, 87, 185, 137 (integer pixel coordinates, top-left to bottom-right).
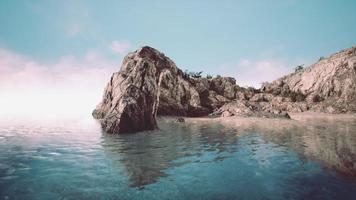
262, 46, 356, 113
93, 46, 239, 133
94, 45, 356, 133
211, 100, 291, 119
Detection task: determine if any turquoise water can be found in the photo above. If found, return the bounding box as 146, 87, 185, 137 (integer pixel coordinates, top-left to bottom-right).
1, 117, 356, 200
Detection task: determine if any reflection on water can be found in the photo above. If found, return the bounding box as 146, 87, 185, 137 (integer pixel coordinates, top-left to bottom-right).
261, 119, 356, 177
102, 119, 238, 187
0, 116, 356, 199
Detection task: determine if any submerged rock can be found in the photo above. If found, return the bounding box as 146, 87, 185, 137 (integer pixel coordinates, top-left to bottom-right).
175, 117, 185, 123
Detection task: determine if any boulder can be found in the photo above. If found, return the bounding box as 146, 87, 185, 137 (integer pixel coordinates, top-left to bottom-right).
201, 90, 230, 109
210, 77, 236, 99
250, 93, 274, 102
175, 117, 185, 123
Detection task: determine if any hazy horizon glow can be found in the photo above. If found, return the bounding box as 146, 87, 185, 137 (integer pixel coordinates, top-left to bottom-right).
0, 47, 118, 119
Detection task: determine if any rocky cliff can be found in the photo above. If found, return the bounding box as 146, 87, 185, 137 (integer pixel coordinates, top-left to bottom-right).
93, 46, 356, 134
93, 46, 244, 133
262, 46, 356, 113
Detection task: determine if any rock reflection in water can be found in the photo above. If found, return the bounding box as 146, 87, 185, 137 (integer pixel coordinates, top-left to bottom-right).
219, 115, 356, 177
102, 116, 356, 188
261, 119, 356, 176
101, 118, 239, 188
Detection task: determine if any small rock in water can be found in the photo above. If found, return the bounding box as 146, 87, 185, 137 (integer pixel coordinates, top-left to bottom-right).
175, 117, 185, 123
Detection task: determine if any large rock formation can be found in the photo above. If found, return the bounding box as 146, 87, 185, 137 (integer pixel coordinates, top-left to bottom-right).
215, 46, 356, 117
262, 46, 356, 113
93, 46, 240, 133
94, 45, 356, 134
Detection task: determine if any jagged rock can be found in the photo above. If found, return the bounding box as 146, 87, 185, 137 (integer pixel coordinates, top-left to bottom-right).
250, 93, 274, 102
211, 100, 290, 119
194, 77, 210, 94
263, 46, 356, 113
93, 46, 234, 133
235, 91, 246, 100
241, 87, 259, 100
261, 99, 309, 113
200, 90, 230, 109
210, 77, 237, 99
306, 94, 323, 103
93, 47, 196, 133
93, 45, 356, 134
221, 110, 233, 117
175, 117, 185, 123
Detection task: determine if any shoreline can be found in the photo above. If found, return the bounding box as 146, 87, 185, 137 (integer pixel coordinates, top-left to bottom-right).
182, 111, 356, 121
162, 111, 356, 123
158, 111, 356, 134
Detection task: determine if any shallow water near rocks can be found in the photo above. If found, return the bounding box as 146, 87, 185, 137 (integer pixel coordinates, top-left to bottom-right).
1, 116, 356, 200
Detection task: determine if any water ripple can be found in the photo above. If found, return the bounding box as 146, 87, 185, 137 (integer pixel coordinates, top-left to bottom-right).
0, 117, 356, 199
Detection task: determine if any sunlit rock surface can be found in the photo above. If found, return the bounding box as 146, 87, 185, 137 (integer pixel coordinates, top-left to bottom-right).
94, 46, 356, 133
93, 46, 237, 133
262, 46, 356, 113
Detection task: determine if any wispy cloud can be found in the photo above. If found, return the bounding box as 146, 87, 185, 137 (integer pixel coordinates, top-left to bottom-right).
234, 59, 292, 88
110, 40, 131, 54
213, 58, 294, 88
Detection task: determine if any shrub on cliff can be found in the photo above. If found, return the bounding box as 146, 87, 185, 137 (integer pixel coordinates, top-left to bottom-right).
184, 70, 203, 78
294, 65, 304, 73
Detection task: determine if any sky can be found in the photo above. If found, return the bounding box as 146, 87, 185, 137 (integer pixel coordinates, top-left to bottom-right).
0, 0, 355, 118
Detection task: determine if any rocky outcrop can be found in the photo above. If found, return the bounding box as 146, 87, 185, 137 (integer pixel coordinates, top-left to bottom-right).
210, 100, 291, 118
262, 46, 356, 113
218, 46, 356, 117
93, 46, 239, 133
94, 45, 356, 134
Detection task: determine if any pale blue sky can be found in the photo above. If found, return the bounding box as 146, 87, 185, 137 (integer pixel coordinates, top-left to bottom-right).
0, 0, 356, 86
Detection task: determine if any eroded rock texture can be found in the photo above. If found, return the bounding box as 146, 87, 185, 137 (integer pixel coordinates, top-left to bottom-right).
94, 46, 356, 133
262, 46, 356, 113
93, 46, 239, 133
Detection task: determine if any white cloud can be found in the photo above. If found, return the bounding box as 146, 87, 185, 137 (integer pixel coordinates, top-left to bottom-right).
234, 59, 292, 88
0, 48, 118, 120
213, 58, 293, 88
110, 40, 131, 54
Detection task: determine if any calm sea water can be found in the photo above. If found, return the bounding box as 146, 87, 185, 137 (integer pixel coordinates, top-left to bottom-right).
0, 116, 356, 200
